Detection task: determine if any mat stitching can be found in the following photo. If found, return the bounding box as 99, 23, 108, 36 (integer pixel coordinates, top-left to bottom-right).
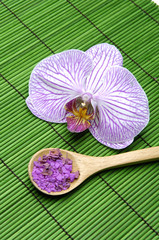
69, 168, 158, 238
1, 0, 158, 85
73, 177, 158, 238
127, 212, 158, 239
139, 135, 152, 147
129, 0, 159, 25
101, 169, 159, 203
0, 1, 54, 54
99, 175, 159, 235
47, 122, 76, 152
1, 74, 26, 100
66, 0, 159, 85
0, 158, 74, 240
1, 74, 158, 236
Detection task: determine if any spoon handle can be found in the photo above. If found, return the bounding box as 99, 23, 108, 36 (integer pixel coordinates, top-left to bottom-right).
90, 146, 159, 173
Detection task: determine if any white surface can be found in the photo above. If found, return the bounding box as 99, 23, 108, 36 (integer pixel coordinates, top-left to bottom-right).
152, 0, 159, 5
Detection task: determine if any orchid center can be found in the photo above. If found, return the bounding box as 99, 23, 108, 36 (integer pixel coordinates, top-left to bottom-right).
82, 93, 92, 102
65, 98, 94, 133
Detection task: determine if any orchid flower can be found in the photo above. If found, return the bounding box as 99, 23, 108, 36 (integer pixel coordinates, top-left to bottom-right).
26, 43, 149, 149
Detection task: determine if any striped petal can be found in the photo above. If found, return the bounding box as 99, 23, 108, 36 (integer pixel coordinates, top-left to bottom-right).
89, 66, 149, 149
90, 123, 134, 149
85, 43, 123, 94
27, 50, 93, 122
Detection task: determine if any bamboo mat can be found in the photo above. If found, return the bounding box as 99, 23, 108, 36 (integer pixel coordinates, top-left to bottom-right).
1, 0, 159, 239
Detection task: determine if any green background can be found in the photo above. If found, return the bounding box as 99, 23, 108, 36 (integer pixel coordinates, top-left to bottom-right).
1, 0, 159, 239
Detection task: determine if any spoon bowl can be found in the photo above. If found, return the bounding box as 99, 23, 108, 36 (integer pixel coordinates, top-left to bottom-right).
28, 148, 80, 195
28, 146, 159, 195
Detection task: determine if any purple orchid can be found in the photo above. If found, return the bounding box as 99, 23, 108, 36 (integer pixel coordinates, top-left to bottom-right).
26, 43, 149, 149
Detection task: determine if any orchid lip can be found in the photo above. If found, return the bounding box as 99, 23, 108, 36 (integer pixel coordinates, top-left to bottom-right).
65, 99, 94, 133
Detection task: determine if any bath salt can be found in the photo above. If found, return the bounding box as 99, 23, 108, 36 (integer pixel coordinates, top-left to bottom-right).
32, 149, 79, 193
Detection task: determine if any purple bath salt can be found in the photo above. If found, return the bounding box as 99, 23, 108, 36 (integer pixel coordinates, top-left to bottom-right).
32, 149, 80, 193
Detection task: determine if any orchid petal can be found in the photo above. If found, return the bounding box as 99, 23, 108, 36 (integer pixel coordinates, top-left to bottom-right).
85, 43, 123, 93
90, 124, 134, 149
28, 50, 93, 122
26, 96, 67, 123
90, 66, 149, 148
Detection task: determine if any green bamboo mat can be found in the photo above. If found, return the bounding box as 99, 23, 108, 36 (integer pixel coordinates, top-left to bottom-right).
1, 0, 159, 239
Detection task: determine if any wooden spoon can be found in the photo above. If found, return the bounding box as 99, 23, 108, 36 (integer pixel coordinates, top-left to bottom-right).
28, 146, 159, 195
